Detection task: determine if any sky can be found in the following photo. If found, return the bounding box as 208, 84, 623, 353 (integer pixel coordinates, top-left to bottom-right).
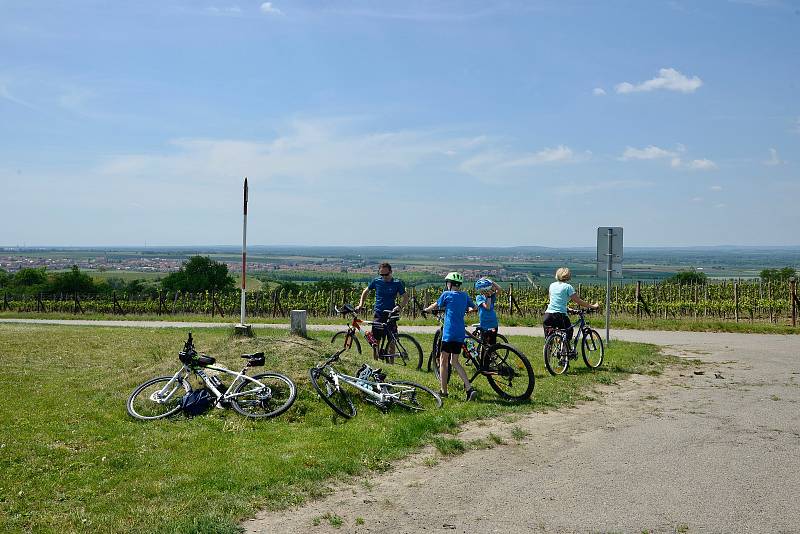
1, 0, 798, 248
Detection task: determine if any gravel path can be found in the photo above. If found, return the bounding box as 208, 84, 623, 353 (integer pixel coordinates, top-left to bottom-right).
242, 330, 800, 534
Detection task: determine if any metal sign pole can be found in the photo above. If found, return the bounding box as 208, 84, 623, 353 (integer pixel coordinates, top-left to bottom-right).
605, 227, 612, 345
240, 177, 248, 326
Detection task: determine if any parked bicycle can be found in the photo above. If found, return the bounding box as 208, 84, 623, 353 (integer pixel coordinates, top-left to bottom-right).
425, 310, 534, 401
543, 308, 605, 375
127, 333, 297, 420
309, 347, 442, 418
330, 304, 424, 368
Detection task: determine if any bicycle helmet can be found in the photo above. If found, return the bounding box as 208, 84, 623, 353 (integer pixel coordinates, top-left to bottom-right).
474, 278, 493, 291
444, 272, 464, 285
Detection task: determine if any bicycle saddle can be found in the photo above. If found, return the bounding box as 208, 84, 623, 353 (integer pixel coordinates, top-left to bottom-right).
241, 352, 265, 359
470, 323, 481, 329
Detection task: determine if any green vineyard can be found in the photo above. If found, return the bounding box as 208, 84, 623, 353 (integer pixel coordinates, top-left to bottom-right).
3, 279, 798, 324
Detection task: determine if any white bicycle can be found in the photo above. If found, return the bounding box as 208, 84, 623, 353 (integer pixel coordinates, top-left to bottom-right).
127, 333, 297, 420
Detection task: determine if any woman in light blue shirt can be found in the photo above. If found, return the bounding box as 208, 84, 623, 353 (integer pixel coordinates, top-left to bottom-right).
543, 267, 598, 350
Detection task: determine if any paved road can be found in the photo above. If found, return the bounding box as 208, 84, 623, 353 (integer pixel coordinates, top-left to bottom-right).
242, 330, 800, 534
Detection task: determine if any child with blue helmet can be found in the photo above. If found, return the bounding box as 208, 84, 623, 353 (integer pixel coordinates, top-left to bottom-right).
423, 272, 478, 401
474, 277, 502, 346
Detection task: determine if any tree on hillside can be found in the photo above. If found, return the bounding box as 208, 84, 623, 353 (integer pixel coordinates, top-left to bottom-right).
760, 267, 797, 282
670, 271, 708, 285
48, 266, 97, 294
12, 268, 49, 294
161, 256, 235, 293
0, 269, 8, 289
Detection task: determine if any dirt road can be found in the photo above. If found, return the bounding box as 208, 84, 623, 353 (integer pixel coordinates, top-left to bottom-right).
245, 331, 800, 533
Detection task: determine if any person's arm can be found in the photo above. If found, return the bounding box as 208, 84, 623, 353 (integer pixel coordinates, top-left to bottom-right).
356, 286, 370, 311
491, 281, 502, 294
570, 293, 599, 309
423, 302, 439, 313
395, 291, 410, 313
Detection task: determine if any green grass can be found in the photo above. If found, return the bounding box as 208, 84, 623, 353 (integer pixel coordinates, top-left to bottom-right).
0, 324, 668, 533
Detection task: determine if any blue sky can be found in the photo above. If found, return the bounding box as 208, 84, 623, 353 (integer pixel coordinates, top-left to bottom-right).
1, 0, 798, 247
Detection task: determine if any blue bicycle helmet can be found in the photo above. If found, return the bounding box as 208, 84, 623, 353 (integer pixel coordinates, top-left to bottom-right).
474, 278, 493, 291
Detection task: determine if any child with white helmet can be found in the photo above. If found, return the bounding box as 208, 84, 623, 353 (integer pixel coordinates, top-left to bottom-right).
423, 272, 478, 401
474, 277, 502, 346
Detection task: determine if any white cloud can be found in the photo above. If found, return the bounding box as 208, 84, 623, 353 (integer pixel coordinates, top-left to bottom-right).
615, 68, 703, 94
260, 2, 282, 14
554, 180, 654, 196
592, 87, 606, 96
620, 145, 677, 161
691, 197, 703, 203
764, 148, 784, 166
0, 78, 37, 109
459, 144, 587, 181
503, 145, 577, 167
710, 185, 723, 191
688, 158, 717, 170
671, 157, 682, 168
204, 6, 243, 16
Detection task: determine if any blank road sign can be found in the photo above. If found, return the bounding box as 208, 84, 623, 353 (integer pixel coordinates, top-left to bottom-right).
597, 227, 623, 263
597, 262, 623, 278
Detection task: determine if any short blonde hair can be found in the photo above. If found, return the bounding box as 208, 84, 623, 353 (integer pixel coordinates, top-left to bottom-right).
555, 267, 571, 282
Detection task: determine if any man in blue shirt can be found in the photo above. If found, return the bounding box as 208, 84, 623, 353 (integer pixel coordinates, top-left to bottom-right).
423, 272, 478, 401
357, 262, 409, 361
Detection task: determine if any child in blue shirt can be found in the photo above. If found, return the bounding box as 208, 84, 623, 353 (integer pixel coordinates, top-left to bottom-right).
423, 272, 478, 401
474, 278, 502, 346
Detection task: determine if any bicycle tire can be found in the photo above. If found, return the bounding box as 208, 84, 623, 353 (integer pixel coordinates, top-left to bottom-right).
386, 381, 442, 411
581, 329, 605, 369
427, 328, 442, 372
330, 331, 362, 354
544, 333, 570, 376
127, 375, 192, 421
485, 343, 535, 401
230, 372, 297, 418
309, 366, 356, 418
395, 333, 423, 369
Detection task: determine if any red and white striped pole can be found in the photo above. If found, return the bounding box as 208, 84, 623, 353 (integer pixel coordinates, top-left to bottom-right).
240, 177, 248, 326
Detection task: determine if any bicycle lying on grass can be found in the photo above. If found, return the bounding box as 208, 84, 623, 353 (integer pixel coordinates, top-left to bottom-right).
127, 333, 297, 420
425, 310, 534, 401
543, 307, 605, 376
330, 304, 424, 368
309, 347, 442, 418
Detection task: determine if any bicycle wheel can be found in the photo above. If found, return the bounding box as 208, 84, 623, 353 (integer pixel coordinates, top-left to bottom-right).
581, 329, 605, 369
427, 328, 442, 372
309, 367, 356, 418
230, 373, 297, 418
330, 331, 362, 354
395, 333, 423, 369
386, 381, 442, 411
127, 375, 192, 421
485, 343, 535, 401
544, 333, 569, 376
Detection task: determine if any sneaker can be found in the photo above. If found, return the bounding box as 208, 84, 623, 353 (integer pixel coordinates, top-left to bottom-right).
466, 388, 478, 402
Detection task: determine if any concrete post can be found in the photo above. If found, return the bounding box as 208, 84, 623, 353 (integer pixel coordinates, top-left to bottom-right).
291, 309, 308, 337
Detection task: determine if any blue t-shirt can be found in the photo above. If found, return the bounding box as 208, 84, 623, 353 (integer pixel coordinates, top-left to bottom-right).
367, 277, 405, 314
475, 293, 498, 329
436, 290, 476, 342
546, 281, 575, 314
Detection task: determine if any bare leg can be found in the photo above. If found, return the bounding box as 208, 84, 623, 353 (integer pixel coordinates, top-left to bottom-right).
450, 353, 472, 391
439, 351, 451, 395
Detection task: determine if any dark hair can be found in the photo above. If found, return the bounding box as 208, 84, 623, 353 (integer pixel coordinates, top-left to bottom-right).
379, 262, 392, 272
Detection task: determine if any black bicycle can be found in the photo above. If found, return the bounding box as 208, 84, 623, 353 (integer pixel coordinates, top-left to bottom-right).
425, 310, 534, 401
543, 308, 605, 375
427, 322, 508, 372
330, 304, 424, 368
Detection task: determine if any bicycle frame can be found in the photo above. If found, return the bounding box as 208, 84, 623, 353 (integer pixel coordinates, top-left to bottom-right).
154, 363, 268, 404
340, 310, 404, 359
546, 309, 594, 353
